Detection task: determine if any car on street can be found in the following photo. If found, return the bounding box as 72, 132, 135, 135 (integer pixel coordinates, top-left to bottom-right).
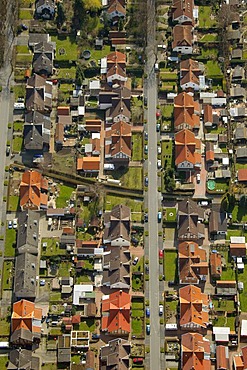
157, 160, 162, 169
144, 213, 148, 222
144, 145, 148, 154
146, 307, 150, 317
144, 132, 148, 140
158, 211, 162, 223
133, 358, 143, 364
6, 146, 10, 156
146, 324, 150, 335
144, 177, 149, 187
8, 221, 12, 229
12, 219, 18, 229
159, 250, 163, 259
157, 146, 161, 154
133, 257, 139, 265
145, 264, 149, 274
159, 305, 164, 316
156, 123, 160, 132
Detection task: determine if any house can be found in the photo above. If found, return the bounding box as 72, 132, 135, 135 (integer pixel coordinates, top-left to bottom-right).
19, 170, 48, 211
100, 338, 131, 370
89, 80, 101, 97
180, 59, 201, 90
11, 299, 42, 345
238, 169, 247, 182
77, 157, 100, 173
103, 204, 131, 246
232, 65, 245, 82
73, 285, 95, 306
105, 121, 131, 166
210, 252, 222, 280
103, 247, 130, 289
14, 253, 38, 300
178, 241, 208, 284
231, 48, 243, 59
35, 0, 55, 19
8, 348, 40, 370
216, 345, 230, 370
216, 280, 237, 296
213, 327, 231, 343
234, 124, 247, 144
230, 236, 246, 258
25, 74, 52, 113
172, 0, 194, 24
57, 335, 71, 364
17, 210, 40, 255
172, 25, 193, 54
29, 33, 50, 48
106, 51, 127, 85
181, 332, 210, 370
209, 207, 227, 240
233, 346, 247, 370
106, 96, 131, 123
236, 147, 247, 162
107, 0, 126, 23
175, 129, 201, 171
179, 285, 209, 330
99, 86, 131, 110
23, 123, 50, 152
205, 142, 215, 164
174, 92, 200, 131
177, 199, 205, 241
101, 291, 131, 335
204, 104, 213, 127
230, 87, 246, 100
33, 41, 54, 76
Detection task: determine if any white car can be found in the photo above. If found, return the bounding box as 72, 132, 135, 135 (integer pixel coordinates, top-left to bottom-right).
159, 305, 164, 316
12, 219, 18, 229
157, 160, 162, 169
196, 174, 201, 183
133, 257, 139, 265
8, 221, 12, 229
157, 146, 161, 154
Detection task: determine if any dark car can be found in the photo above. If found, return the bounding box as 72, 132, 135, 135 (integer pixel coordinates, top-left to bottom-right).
144, 213, 148, 222
145, 264, 149, 274
92, 333, 100, 340
146, 324, 150, 335
145, 177, 148, 187
146, 307, 150, 317
21, 23, 28, 30
168, 281, 175, 287
6, 146, 10, 156
144, 132, 148, 140
156, 123, 160, 132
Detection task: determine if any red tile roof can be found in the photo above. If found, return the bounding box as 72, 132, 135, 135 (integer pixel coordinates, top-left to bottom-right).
77, 157, 100, 171
181, 332, 211, 370
172, 25, 193, 49
180, 285, 209, 328
204, 104, 213, 123
175, 129, 199, 166
216, 345, 229, 370
172, 0, 194, 22
210, 252, 222, 278
238, 169, 247, 182
12, 299, 42, 336
20, 170, 48, 210
101, 291, 130, 334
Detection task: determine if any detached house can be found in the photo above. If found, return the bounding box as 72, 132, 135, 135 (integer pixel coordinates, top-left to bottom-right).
11, 299, 42, 345
180, 59, 201, 90
105, 121, 131, 166
19, 170, 48, 211
100, 338, 131, 370
107, 0, 126, 23
24, 111, 51, 153
172, 25, 193, 54
106, 96, 131, 124
172, 0, 194, 24
181, 333, 211, 370
177, 199, 205, 241
33, 41, 55, 76
101, 291, 131, 335
179, 285, 209, 330
35, 0, 55, 19
175, 129, 201, 171
174, 92, 200, 131
178, 241, 208, 285
26, 74, 52, 113
209, 206, 227, 240
103, 204, 131, 246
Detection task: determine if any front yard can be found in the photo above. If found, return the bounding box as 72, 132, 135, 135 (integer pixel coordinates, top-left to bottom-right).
5, 229, 16, 257
164, 251, 177, 282
132, 318, 144, 337
162, 140, 173, 169
2, 261, 13, 290
110, 167, 143, 190
104, 194, 143, 223
132, 133, 143, 161
7, 195, 19, 212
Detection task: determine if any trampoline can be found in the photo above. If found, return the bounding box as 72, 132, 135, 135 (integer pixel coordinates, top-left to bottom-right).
207, 180, 216, 191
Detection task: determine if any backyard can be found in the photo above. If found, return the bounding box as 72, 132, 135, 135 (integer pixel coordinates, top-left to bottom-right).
56, 184, 75, 208
199, 6, 217, 28
238, 264, 247, 311
164, 251, 177, 282
51, 35, 78, 61
41, 238, 67, 257
213, 315, 235, 331
111, 167, 143, 190
231, 205, 247, 223
212, 299, 235, 313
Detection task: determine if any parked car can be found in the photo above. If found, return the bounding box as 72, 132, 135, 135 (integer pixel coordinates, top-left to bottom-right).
144, 145, 148, 154
8, 220, 12, 229
159, 305, 164, 316
157, 160, 162, 169
159, 250, 163, 259
144, 213, 148, 222
157, 146, 161, 154
156, 123, 160, 132
168, 281, 175, 287
145, 177, 149, 187
144, 132, 148, 140
146, 324, 150, 335
133, 257, 139, 265
92, 333, 100, 339
6, 146, 10, 156
133, 358, 143, 364
158, 211, 162, 223
12, 219, 18, 229
131, 236, 138, 246
145, 264, 149, 274
146, 307, 150, 317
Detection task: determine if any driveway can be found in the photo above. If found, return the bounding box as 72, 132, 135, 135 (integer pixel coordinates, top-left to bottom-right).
193, 156, 207, 199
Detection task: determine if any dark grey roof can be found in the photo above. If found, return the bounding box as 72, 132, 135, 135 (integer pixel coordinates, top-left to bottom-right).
8, 349, 40, 370
235, 125, 247, 140
60, 234, 76, 245
209, 210, 227, 234
232, 65, 245, 79
103, 247, 130, 289
100, 338, 130, 370
103, 205, 131, 244
36, 0, 55, 9
231, 48, 243, 59
34, 41, 54, 54
178, 199, 205, 240
25, 111, 51, 130
24, 125, 48, 150
14, 253, 37, 299
33, 54, 53, 75
57, 335, 71, 363
11, 328, 34, 345
230, 86, 246, 98
237, 147, 247, 159
17, 210, 40, 255
178, 199, 204, 219
29, 33, 49, 47
26, 74, 52, 112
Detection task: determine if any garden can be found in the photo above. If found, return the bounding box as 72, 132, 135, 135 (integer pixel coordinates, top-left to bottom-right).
164, 251, 177, 282
56, 184, 75, 208
132, 132, 143, 162
4, 229, 16, 257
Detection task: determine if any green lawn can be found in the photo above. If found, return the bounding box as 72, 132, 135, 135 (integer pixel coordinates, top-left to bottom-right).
214, 316, 235, 330
200, 47, 218, 59
13, 122, 23, 132
132, 318, 144, 336
200, 34, 219, 42
58, 262, 72, 277
57, 67, 76, 79
162, 105, 173, 120
51, 35, 78, 61
5, 229, 16, 257
79, 319, 95, 332
238, 264, 247, 311
164, 251, 177, 282
2, 261, 13, 290
132, 133, 143, 161
231, 205, 247, 223
19, 8, 33, 19
41, 238, 66, 257
12, 137, 23, 153
0, 318, 10, 336
89, 45, 111, 61
132, 256, 144, 273
205, 61, 223, 77
162, 140, 173, 169
212, 299, 235, 312
132, 275, 144, 292
15, 54, 33, 64
214, 180, 229, 193
7, 195, 19, 212
0, 356, 8, 369
75, 274, 91, 283
16, 45, 30, 54
104, 194, 143, 221
56, 185, 75, 208
199, 6, 217, 28
160, 72, 177, 81
110, 167, 143, 190
165, 207, 177, 222
132, 299, 144, 310
50, 292, 62, 303
221, 267, 236, 281
166, 300, 178, 313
